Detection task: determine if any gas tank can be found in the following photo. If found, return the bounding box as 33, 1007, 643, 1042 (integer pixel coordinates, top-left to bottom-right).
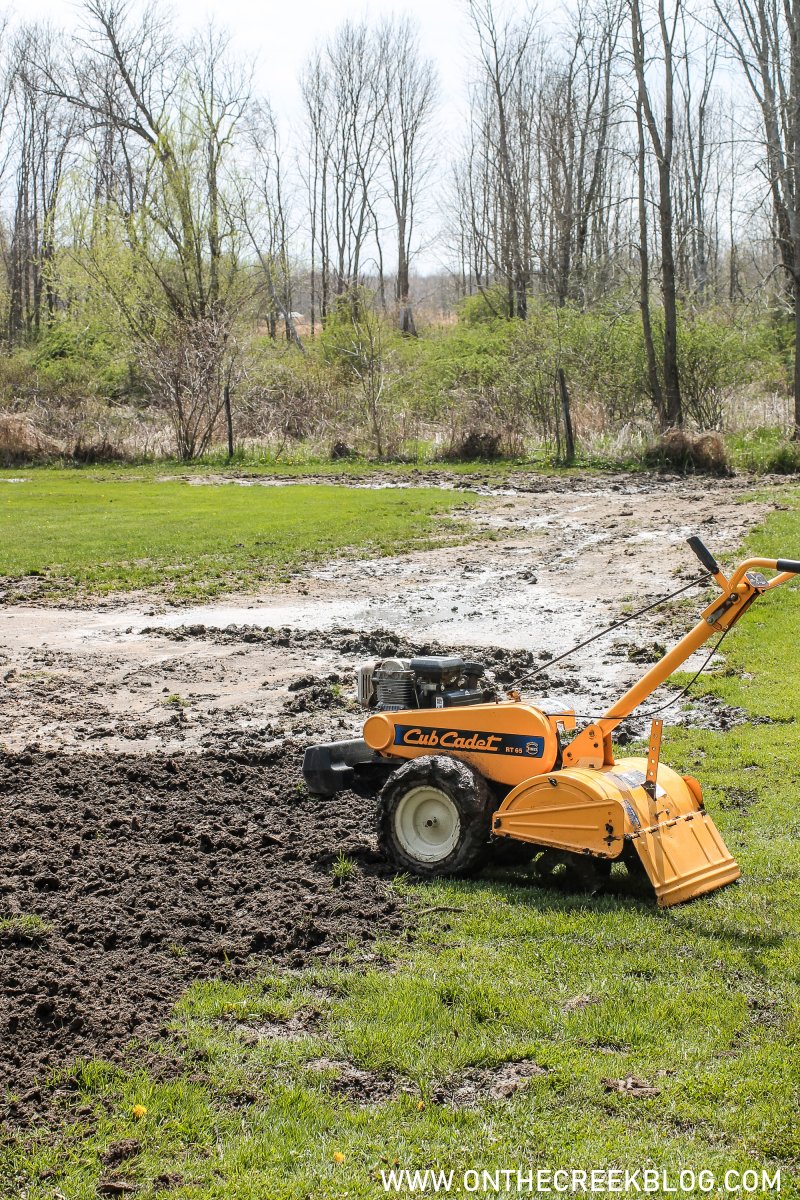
362, 701, 560, 787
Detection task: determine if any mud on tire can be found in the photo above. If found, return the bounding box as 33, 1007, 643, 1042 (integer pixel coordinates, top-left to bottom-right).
377, 755, 494, 878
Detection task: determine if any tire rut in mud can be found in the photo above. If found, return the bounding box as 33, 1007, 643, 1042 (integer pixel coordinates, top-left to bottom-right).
0, 745, 401, 1123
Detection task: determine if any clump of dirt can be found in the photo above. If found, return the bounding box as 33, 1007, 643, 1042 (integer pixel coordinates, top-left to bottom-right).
0, 745, 403, 1124
143, 621, 749, 739
283, 676, 349, 715
146, 623, 539, 684
602, 1075, 660, 1098
626, 642, 667, 664
97, 1179, 140, 1196
305, 1056, 403, 1104
235, 1007, 322, 1045
433, 1059, 548, 1107
100, 1140, 142, 1167
719, 786, 759, 812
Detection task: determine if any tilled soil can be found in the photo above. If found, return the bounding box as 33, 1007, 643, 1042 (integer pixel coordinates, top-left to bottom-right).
0, 745, 401, 1124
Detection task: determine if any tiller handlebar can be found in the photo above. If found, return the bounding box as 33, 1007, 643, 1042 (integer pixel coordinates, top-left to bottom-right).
561, 539, 800, 770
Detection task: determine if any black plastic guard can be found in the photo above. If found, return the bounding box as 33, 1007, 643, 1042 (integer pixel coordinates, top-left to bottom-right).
302, 738, 382, 796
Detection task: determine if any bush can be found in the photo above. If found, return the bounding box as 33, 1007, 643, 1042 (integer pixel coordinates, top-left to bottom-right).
728, 427, 800, 474
457, 286, 513, 325
0, 294, 792, 465
448, 430, 502, 460
31, 319, 133, 397
760, 442, 800, 473
677, 314, 758, 429
644, 429, 731, 475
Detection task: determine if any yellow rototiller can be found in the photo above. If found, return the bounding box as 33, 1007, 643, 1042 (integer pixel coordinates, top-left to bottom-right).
304, 539, 799, 906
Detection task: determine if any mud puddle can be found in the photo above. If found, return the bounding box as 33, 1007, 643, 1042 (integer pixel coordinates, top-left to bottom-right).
0, 475, 773, 754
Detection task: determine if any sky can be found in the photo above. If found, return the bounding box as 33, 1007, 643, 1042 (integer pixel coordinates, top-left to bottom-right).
17, 0, 477, 137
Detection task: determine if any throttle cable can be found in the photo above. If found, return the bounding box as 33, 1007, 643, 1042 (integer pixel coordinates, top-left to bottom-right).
535, 629, 730, 727
510, 571, 713, 693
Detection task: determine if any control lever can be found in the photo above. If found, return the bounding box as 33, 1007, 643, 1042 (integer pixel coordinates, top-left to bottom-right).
687, 536, 720, 576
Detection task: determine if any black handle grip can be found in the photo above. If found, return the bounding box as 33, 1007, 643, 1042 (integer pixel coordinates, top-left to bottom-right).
687, 536, 720, 575
777, 559, 800, 574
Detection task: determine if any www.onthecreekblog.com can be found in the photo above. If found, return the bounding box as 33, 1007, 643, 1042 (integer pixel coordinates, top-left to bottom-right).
377, 1166, 784, 1195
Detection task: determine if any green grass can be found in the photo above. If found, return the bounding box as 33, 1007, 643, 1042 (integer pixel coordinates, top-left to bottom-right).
0, 470, 477, 599
3, 497, 800, 1197
727, 428, 800, 475
0, 913, 52, 944
17, 448, 635, 477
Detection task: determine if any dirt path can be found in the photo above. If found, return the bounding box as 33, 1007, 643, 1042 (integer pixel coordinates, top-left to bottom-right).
0, 473, 774, 755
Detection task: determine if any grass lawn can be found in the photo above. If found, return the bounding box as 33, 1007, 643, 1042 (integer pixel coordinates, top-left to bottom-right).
2, 497, 800, 1198
0, 470, 476, 599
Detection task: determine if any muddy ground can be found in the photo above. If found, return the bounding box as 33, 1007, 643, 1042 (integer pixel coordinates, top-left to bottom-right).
0, 471, 784, 1123
0, 472, 775, 755
0, 746, 400, 1124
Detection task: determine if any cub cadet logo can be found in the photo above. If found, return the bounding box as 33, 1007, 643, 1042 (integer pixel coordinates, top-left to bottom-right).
394, 725, 544, 758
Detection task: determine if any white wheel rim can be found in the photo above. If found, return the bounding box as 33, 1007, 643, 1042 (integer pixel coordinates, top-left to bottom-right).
394, 785, 460, 863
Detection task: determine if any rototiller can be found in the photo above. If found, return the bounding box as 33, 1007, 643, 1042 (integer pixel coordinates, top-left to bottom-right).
303, 539, 799, 906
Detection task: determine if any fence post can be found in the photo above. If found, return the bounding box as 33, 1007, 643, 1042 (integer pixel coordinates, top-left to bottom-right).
224, 384, 234, 459
557, 367, 575, 465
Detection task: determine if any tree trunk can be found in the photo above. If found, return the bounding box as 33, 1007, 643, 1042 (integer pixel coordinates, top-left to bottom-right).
397, 251, 416, 336
658, 161, 682, 427
794, 275, 800, 438
636, 98, 665, 426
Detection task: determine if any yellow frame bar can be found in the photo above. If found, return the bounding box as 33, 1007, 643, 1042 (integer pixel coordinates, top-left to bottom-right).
561, 556, 796, 768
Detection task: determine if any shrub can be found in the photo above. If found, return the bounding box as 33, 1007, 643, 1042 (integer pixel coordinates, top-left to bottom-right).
457, 285, 513, 325
644, 429, 731, 475
761, 442, 800, 473
31, 319, 133, 398
729, 428, 800, 474
449, 430, 502, 460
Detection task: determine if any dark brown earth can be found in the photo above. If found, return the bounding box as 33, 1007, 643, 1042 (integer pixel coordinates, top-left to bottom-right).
0, 745, 402, 1124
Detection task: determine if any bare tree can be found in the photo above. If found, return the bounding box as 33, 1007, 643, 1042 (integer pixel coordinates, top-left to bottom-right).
300, 48, 332, 329
635, 89, 665, 420
301, 21, 385, 321
630, 0, 684, 427
23, 1, 253, 456
674, 26, 720, 300
465, 0, 536, 318
3, 24, 75, 341
187, 24, 252, 312
714, 0, 800, 433
238, 101, 304, 350
40, 1, 249, 322
537, 0, 624, 306
456, 0, 628, 316
343, 300, 388, 456
377, 16, 437, 335
139, 311, 241, 459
